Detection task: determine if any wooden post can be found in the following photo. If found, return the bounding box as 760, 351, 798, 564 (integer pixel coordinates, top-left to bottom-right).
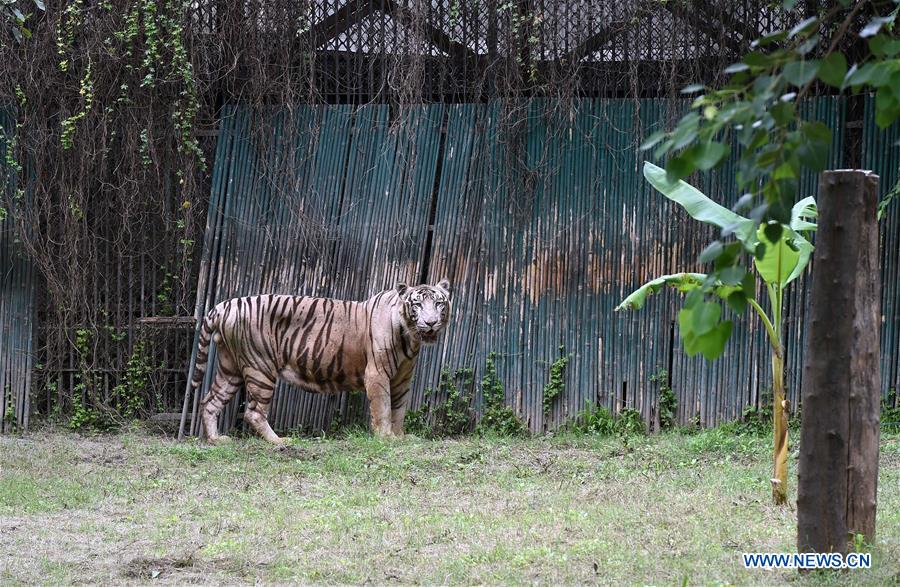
798, 170, 881, 555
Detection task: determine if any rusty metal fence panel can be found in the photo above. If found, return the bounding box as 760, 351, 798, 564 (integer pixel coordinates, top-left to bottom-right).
176, 97, 898, 435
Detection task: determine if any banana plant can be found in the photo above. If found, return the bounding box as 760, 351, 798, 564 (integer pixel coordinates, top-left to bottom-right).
616, 162, 817, 505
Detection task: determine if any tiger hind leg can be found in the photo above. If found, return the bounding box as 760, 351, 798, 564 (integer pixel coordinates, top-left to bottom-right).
243, 377, 284, 445
201, 360, 243, 445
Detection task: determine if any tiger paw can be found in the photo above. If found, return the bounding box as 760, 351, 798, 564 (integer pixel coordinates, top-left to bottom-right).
207, 435, 231, 445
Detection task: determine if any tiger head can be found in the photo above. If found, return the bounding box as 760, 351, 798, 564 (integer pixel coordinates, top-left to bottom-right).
396, 279, 452, 344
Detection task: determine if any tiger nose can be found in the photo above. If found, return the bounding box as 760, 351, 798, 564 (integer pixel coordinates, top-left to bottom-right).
424, 318, 439, 328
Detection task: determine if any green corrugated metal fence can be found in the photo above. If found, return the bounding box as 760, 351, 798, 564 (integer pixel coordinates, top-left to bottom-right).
0, 110, 35, 432
170, 97, 897, 434
864, 98, 900, 399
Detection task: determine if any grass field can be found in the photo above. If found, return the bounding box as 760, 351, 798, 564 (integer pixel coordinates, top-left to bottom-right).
1, 425, 898, 585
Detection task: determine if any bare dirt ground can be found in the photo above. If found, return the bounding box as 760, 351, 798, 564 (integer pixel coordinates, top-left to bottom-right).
1, 426, 898, 585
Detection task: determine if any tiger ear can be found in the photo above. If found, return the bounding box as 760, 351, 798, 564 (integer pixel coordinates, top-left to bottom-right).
395, 283, 409, 297
436, 278, 451, 298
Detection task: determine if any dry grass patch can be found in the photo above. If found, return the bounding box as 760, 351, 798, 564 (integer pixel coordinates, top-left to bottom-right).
0, 427, 897, 585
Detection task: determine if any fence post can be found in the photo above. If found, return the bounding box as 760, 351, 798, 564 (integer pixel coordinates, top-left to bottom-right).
797, 170, 881, 555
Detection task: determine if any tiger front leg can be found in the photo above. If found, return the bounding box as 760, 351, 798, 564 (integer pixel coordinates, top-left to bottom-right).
390, 383, 411, 438
365, 371, 394, 438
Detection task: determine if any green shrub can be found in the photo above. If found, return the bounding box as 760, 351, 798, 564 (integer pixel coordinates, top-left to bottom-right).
405, 368, 475, 438
569, 403, 615, 435
651, 368, 677, 431
68, 401, 114, 432
740, 388, 773, 434
403, 405, 431, 437
111, 341, 152, 420
476, 353, 527, 437
616, 408, 646, 436
568, 403, 646, 437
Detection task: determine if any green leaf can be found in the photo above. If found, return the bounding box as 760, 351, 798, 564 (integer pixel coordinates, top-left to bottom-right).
681, 84, 705, 94
743, 52, 772, 67
773, 161, 798, 180
756, 147, 780, 170
692, 302, 721, 335
869, 35, 900, 58
671, 115, 700, 150
665, 155, 696, 182
678, 307, 694, 335
616, 271, 749, 314
767, 193, 795, 224
771, 101, 796, 126
725, 62, 750, 74
640, 129, 666, 151
719, 266, 745, 286
727, 291, 748, 314
753, 30, 787, 47
763, 222, 783, 243
789, 17, 818, 38
801, 120, 832, 143
790, 196, 818, 232
797, 121, 831, 171
654, 138, 675, 159
875, 107, 899, 129
695, 321, 733, 361
818, 52, 847, 88
714, 242, 744, 268
643, 162, 757, 246
754, 225, 800, 287
846, 62, 892, 89
796, 142, 828, 171
875, 87, 900, 129
615, 273, 707, 311
741, 272, 757, 299
783, 60, 820, 87
688, 141, 728, 171
797, 35, 820, 56
860, 16, 894, 38
699, 241, 724, 263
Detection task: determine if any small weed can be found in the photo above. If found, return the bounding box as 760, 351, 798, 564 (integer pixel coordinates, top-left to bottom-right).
406, 368, 475, 438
